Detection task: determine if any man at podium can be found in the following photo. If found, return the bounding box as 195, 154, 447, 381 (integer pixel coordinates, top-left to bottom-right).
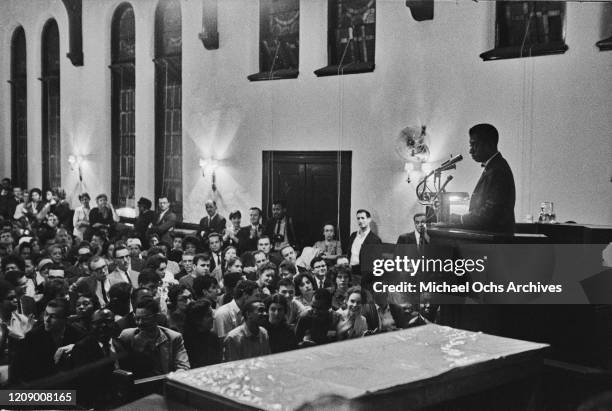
450, 123, 516, 233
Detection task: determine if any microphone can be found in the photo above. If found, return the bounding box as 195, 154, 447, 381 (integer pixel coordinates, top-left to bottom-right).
440, 154, 463, 168
440, 175, 453, 192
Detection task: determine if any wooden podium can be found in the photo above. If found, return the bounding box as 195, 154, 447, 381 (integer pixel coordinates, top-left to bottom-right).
427, 223, 612, 369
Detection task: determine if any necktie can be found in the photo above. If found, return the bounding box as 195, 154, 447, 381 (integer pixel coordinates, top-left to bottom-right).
275, 219, 281, 235
100, 280, 109, 304
124, 270, 132, 286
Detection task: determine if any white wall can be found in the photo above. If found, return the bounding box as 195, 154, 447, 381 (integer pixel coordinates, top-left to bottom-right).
1, 0, 611, 243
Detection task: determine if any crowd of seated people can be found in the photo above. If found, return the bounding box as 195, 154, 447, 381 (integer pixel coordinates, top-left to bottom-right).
0, 178, 434, 407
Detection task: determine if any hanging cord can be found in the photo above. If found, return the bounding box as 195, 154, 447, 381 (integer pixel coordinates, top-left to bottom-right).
160, 59, 169, 202
519, 3, 533, 58
268, 40, 281, 80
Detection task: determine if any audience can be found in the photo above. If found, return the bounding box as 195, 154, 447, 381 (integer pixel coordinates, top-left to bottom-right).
0, 183, 436, 407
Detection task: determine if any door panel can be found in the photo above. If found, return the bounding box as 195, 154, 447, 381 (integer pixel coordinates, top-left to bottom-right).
263, 152, 352, 250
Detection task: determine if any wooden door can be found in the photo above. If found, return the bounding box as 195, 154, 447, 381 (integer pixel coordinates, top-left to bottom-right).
263, 151, 352, 250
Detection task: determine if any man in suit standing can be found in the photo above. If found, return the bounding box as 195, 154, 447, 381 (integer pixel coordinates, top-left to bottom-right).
450, 123, 516, 233
147, 197, 177, 244
264, 200, 297, 252
199, 200, 226, 242
134, 197, 156, 246
397, 212, 430, 248
347, 209, 382, 289
237, 207, 264, 253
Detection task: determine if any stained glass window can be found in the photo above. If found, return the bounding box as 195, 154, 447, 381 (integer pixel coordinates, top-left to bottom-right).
111, 4, 136, 208
155, 0, 183, 218
248, 0, 300, 81
480, 2, 567, 61
315, 0, 376, 77
41, 20, 61, 190
11, 27, 27, 188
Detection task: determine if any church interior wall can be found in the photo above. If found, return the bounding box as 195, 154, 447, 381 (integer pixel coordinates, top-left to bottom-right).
0, 0, 610, 243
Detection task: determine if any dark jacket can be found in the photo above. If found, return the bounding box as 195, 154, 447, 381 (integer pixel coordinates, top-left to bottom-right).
236, 225, 263, 253
264, 216, 298, 249
12, 324, 84, 383
461, 153, 516, 233
134, 210, 156, 243
148, 210, 178, 244
264, 321, 298, 353
347, 230, 382, 264
183, 330, 222, 368
396, 231, 417, 244
69, 335, 119, 407
199, 214, 226, 239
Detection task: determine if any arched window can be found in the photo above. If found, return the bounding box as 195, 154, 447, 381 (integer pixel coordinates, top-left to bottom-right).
154, 0, 182, 218
11, 27, 27, 188
41, 19, 61, 190
110, 3, 136, 208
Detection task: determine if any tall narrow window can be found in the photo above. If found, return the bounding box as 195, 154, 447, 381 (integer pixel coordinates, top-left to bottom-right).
11, 27, 27, 188
110, 3, 136, 208
248, 0, 300, 81
154, 0, 182, 218
314, 0, 376, 77
41, 20, 61, 190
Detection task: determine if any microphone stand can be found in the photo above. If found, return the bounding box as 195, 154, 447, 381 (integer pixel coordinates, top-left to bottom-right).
416, 164, 455, 223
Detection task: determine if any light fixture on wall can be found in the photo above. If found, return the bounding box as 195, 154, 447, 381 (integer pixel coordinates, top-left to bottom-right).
68, 154, 83, 182
395, 125, 431, 183
199, 158, 219, 192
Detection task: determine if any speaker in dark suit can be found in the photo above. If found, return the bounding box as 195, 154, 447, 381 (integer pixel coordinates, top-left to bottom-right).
450, 124, 515, 233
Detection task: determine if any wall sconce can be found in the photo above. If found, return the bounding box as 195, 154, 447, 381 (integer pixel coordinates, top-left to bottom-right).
199, 158, 219, 192
397, 125, 431, 184
68, 154, 83, 182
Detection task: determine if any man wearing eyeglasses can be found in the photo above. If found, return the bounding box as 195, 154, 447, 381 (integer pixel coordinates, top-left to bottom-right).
116, 299, 189, 377
109, 245, 138, 288
76, 256, 112, 307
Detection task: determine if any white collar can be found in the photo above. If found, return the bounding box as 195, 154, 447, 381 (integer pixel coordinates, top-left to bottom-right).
482, 151, 500, 168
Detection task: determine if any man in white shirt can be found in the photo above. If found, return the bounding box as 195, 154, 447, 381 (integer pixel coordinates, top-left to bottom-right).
213, 280, 259, 340
347, 209, 381, 288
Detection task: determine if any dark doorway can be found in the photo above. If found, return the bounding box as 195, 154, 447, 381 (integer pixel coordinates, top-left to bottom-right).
262, 151, 352, 250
